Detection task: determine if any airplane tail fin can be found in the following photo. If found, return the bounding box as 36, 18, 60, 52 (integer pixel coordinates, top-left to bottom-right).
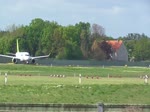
16, 39, 19, 52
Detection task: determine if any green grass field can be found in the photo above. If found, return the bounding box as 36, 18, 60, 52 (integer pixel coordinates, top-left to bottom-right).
0, 64, 150, 104
1, 64, 150, 77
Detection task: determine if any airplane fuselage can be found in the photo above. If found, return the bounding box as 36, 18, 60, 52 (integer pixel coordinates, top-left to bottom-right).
16, 52, 31, 61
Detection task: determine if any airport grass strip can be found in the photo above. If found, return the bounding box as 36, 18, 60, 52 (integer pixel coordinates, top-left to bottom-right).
0, 84, 149, 104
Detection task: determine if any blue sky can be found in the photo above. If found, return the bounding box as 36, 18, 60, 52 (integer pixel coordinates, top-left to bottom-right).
0, 0, 150, 38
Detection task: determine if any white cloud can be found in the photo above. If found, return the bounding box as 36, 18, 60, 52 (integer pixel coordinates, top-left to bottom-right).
111, 6, 124, 15
0, 0, 150, 37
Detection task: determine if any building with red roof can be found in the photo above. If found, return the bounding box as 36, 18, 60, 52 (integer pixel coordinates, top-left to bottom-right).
107, 40, 128, 61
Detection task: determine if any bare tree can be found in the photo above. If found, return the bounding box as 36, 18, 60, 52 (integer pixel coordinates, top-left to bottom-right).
91, 24, 105, 39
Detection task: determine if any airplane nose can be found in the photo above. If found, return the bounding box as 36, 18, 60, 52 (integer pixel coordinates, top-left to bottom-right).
24, 56, 30, 60
27, 56, 30, 59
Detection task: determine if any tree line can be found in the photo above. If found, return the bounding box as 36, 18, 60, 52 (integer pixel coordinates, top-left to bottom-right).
0, 18, 150, 61
119, 33, 150, 61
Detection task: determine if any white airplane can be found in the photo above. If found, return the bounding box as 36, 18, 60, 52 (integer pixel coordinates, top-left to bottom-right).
0, 39, 50, 64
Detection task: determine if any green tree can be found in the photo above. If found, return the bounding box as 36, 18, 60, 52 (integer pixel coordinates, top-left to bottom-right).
52, 27, 64, 58
40, 21, 59, 56
27, 18, 45, 55
121, 33, 150, 61
75, 22, 91, 59
59, 25, 82, 59
133, 38, 150, 61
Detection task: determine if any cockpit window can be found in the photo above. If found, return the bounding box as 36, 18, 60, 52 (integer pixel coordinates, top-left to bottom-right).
25, 54, 30, 56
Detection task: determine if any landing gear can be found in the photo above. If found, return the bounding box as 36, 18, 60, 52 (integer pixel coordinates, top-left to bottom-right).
31, 59, 35, 64
26, 61, 29, 64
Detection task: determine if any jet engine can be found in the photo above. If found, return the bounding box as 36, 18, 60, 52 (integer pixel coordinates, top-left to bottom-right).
31, 59, 35, 64
12, 58, 17, 64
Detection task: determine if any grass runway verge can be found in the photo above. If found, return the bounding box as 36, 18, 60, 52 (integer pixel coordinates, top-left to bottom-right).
0, 64, 150, 104
0, 76, 149, 104
0, 76, 147, 85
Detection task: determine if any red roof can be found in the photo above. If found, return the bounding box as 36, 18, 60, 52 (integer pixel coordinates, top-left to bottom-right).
107, 40, 123, 51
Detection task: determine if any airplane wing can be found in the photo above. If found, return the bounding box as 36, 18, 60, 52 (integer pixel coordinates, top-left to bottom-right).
0, 54, 15, 58
6, 53, 16, 56
31, 54, 50, 59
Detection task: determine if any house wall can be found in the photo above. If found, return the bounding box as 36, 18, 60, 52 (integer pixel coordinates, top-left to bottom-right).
112, 43, 128, 62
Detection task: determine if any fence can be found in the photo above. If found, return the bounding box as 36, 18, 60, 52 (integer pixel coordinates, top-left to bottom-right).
0, 103, 150, 112
0, 57, 150, 67
36, 59, 150, 67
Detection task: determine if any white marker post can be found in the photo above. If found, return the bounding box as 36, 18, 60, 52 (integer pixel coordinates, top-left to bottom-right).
5, 73, 8, 85
144, 75, 148, 84
79, 74, 82, 84
108, 74, 109, 78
